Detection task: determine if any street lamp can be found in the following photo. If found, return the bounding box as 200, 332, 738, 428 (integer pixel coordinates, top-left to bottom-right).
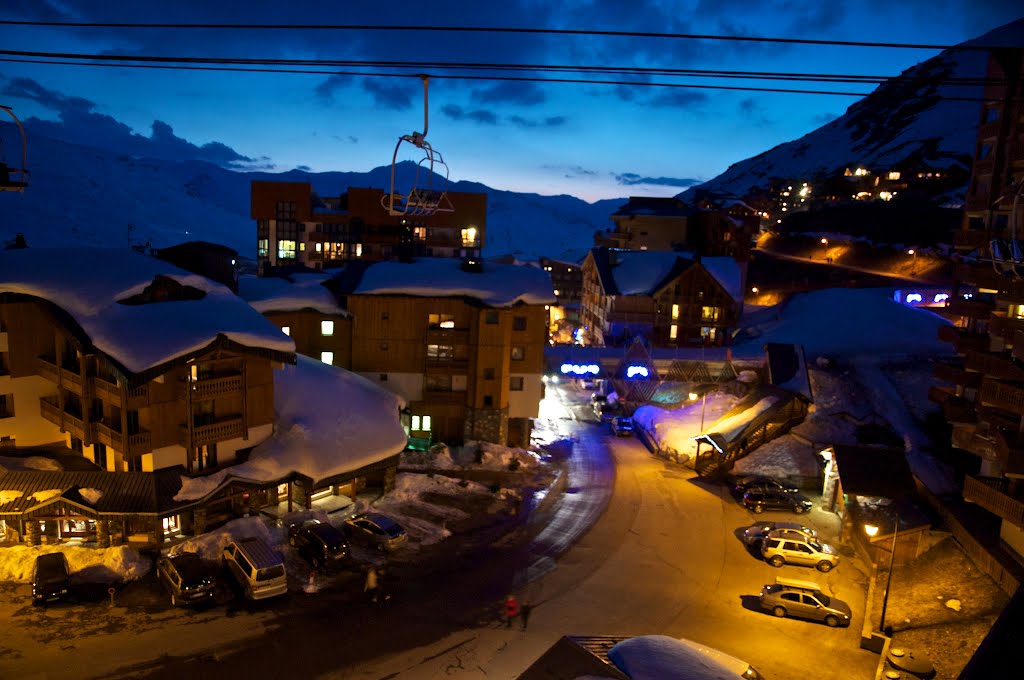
907, 249, 916, 276
820, 237, 829, 262
864, 514, 899, 635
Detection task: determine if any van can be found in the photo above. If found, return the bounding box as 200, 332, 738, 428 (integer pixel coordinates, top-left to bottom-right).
223, 538, 288, 600
32, 552, 71, 605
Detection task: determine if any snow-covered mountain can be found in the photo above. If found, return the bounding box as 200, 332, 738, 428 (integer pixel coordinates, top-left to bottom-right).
0, 133, 621, 261
681, 18, 1024, 201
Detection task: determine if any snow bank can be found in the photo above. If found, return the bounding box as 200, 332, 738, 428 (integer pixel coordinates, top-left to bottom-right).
0, 545, 151, 583
0, 456, 63, 471
238, 273, 346, 315
30, 489, 62, 503
79, 488, 103, 505
169, 516, 282, 562
608, 635, 736, 680
633, 392, 742, 460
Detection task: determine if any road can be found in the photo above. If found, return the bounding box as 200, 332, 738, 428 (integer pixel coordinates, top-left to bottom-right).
0, 383, 880, 679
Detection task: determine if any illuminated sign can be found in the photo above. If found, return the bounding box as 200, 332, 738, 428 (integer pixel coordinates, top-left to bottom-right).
906, 293, 922, 303
626, 366, 649, 379
560, 363, 600, 376
934, 293, 949, 303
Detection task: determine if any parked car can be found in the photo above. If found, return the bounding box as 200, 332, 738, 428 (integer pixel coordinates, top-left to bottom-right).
157, 552, 216, 606
591, 393, 608, 406
343, 513, 408, 552
759, 576, 852, 627
31, 552, 71, 605
734, 475, 800, 495
675, 637, 764, 679
762, 534, 840, 572
743, 521, 818, 548
594, 402, 618, 422
223, 537, 288, 600
580, 378, 597, 390
742, 488, 813, 514
289, 519, 349, 571
610, 416, 634, 437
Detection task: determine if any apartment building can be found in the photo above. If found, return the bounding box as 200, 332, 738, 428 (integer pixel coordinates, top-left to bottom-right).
580, 248, 743, 348
328, 258, 553, 448
596, 197, 694, 251
0, 248, 294, 474
251, 181, 486, 271
928, 49, 1024, 587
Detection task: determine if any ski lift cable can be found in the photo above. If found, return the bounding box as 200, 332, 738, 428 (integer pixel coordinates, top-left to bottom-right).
2, 56, 1015, 102
0, 48, 1007, 87
0, 19, 1009, 52
0, 104, 30, 192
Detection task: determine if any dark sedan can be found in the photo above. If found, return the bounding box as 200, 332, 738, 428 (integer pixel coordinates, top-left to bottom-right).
742, 488, 814, 514
734, 475, 800, 495
157, 552, 216, 606
343, 513, 408, 552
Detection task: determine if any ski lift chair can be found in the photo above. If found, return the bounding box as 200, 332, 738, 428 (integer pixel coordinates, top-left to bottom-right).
381, 76, 454, 217
0, 105, 29, 192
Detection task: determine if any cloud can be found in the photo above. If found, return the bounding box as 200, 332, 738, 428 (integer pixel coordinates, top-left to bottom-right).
315, 75, 352, 104
471, 81, 548, 106
508, 114, 567, 129
813, 111, 841, 125
648, 89, 710, 109
615, 173, 703, 188
295, 165, 312, 172
543, 164, 599, 179
361, 80, 414, 110
736, 97, 774, 127
442, 104, 499, 125
2, 76, 254, 168
331, 134, 359, 144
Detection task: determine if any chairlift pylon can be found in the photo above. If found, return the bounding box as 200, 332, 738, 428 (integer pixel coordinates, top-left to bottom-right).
381, 75, 453, 217
0, 105, 30, 192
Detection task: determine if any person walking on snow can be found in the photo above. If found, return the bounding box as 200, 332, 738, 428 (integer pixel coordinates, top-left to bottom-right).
364, 565, 379, 603
504, 594, 520, 628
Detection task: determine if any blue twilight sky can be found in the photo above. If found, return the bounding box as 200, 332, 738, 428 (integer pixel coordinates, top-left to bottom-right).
0, 1, 1021, 202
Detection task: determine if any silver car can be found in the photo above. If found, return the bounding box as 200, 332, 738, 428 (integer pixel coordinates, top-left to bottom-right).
759, 577, 852, 627
762, 535, 839, 572
743, 521, 818, 548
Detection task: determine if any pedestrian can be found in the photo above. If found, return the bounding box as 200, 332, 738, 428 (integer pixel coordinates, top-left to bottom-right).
519, 600, 532, 630
364, 565, 379, 603
377, 567, 391, 604
504, 594, 520, 628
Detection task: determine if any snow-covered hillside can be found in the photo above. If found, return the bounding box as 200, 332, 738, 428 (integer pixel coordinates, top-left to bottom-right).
0, 132, 621, 260
680, 18, 1024, 200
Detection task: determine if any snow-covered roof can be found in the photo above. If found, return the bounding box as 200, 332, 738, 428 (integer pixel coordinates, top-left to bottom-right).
608, 635, 737, 680
338, 258, 555, 307
238, 273, 347, 315
699, 256, 744, 302
174, 355, 407, 501
0, 248, 294, 374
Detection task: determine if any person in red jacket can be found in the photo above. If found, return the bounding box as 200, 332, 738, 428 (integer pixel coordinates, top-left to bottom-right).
503, 594, 520, 628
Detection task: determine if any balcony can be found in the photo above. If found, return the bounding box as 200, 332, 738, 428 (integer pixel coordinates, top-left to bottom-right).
184, 374, 243, 401
420, 389, 466, 404
946, 297, 995, 320
964, 475, 1024, 529
426, 327, 470, 344
180, 416, 246, 447
36, 356, 83, 394
953, 230, 990, 251
39, 397, 86, 439
979, 375, 1024, 416
92, 421, 153, 456
127, 384, 150, 408
965, 350, 1024, 381
425, 358, 469, 372
951, 423, 998, 461
92, 376, 122, 404
937, 325, 990, 353
933, 361, 982, 389
990, 312, 1024, 342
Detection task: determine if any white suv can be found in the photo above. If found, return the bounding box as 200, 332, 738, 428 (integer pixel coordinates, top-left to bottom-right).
761, 535, 839, 572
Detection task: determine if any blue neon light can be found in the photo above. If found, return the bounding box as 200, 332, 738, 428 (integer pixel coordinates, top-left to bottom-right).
906, 293, 922, 303
626, 366, 649, 378
560, 363, 600, 375
934, 293, 949, 303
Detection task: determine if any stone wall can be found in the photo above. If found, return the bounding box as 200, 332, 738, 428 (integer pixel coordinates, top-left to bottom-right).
464, 406, 509, 445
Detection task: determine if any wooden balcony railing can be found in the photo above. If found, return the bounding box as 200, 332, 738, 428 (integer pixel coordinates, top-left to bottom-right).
938, 325, 990, 353
946, 297, 995, 320
963, 475, 1024, 529
127, 384, 150, 408
184, 374, 243, 401
951, 423, 998, 461
180, 416, 246, 447
39, 397, 86, 439
425, 358, 469, 371
92, 377, 121, 403
979, 376, 1024, 416
989, 312, 1024, 341
426, 327, 470, 343
91, 421, 153, 455
965, 350, 1024, 381
35, 356, 83, 393
933, 362, 982, 389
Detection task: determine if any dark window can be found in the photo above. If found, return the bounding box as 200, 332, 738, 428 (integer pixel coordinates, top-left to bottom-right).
781, 592, 800, 603
513, 316, 527, 331
70, 437, 83, 454
0, 393, 13, 418
275, 201, 296, 219
511, 346, 525, 361
426, 374, 452, 391
510, 377, 524, 391
94, 442, 107, 469
485, 311, 499, 324
484, 368, 495, 380
379, 374, 388, 382
483, 395, 493, 407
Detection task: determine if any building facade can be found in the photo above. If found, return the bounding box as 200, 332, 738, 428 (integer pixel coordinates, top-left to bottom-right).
251, 182, 486, 271
580, 248, 743, 348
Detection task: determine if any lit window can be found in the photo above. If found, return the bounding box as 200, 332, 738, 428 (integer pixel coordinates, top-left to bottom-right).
315, 243, 322, 252
278, 239, 297, 259
281, 326, 291, 336
422, 415, 432, 431
257, 238, 269, 257
462, 226, 478, 247
320, 351, 334, 365
671, 304, 679, 320
670, 324, 678, 339
355, 243, 363, 257
321, 320, 334, 336
299, 242, 306, 251
411, 415, 421, 431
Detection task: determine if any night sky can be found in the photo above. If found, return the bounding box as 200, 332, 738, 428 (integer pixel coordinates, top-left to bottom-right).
0, 1, 1020, 201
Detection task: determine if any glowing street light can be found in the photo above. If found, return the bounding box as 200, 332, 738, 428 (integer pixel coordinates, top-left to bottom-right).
688, 392, 699, 401
751, 286, 759, 294
864, 515, 899, 635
